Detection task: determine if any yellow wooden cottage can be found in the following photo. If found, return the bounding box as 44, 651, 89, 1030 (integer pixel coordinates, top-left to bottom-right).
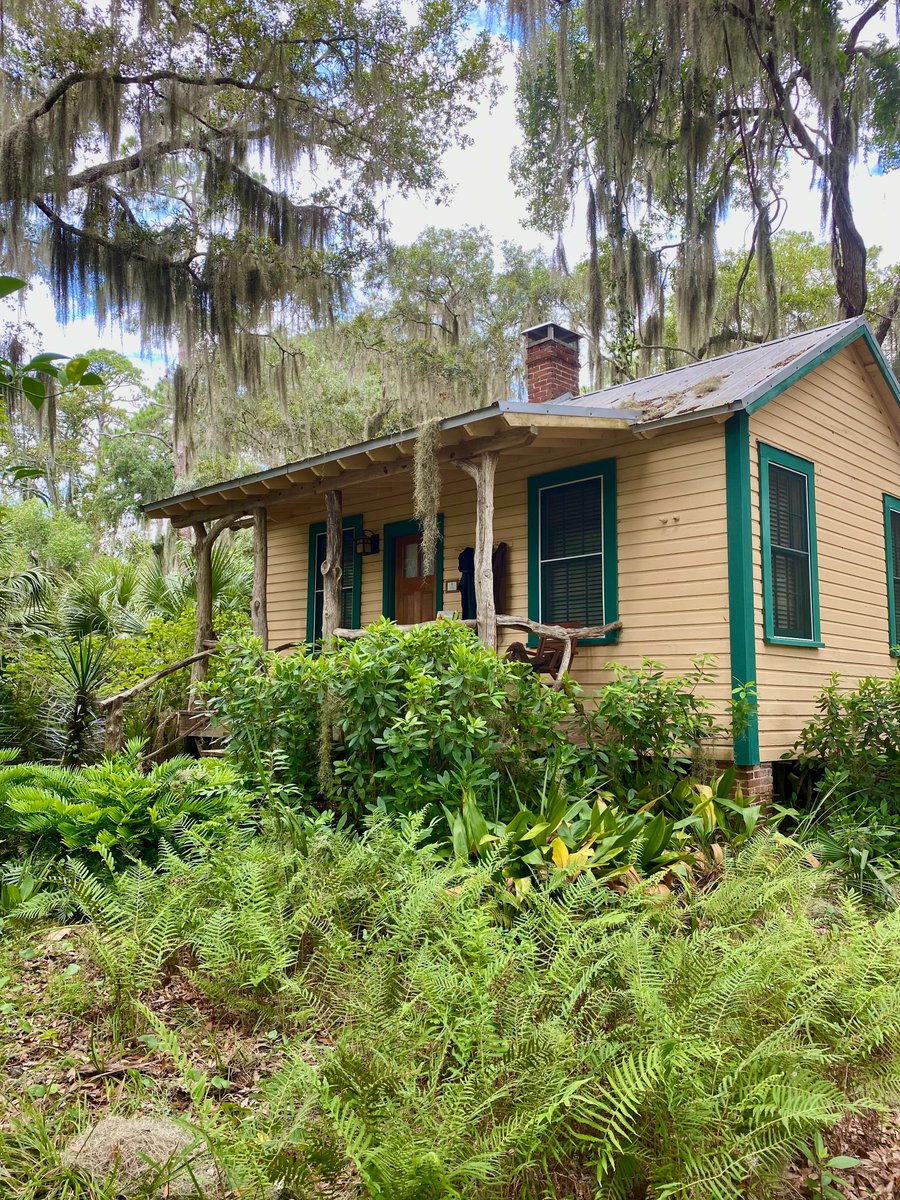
144, 318, 900, 796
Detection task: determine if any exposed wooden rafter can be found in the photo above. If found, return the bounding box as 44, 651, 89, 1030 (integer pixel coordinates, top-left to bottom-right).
168, 427, 538, 528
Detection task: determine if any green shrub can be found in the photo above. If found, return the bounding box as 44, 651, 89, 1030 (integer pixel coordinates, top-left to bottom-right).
0, 650, 46, 756
791, 673, 900, 904
444, 766, 764, 918
586, 656, 723, 799
103, 605, 251, 746
0, 745, 250, 873
74, 823, 900, 1200
207, 620, 588, 823
794, 671, 900, 814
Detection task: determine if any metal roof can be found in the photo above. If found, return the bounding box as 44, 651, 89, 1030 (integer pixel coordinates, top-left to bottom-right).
564, 317, 868, 424
144, 315, 897, 520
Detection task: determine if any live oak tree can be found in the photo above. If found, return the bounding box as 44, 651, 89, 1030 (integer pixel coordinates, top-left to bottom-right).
163, 227, 577, 472
512, 0, 900, 371
352, 226, 576, 435
0, 0, 496, 481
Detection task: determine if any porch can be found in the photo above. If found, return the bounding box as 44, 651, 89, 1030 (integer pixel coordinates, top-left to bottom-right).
148, 400, 638, 676
138, 375, 733, 756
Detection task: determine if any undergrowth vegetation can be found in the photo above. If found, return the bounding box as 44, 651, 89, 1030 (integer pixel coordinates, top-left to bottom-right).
2, 824, 899, 1199
1, 623, 899, 1198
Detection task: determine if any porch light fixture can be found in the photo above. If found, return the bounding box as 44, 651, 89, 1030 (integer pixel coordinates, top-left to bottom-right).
355, 529, 380, 557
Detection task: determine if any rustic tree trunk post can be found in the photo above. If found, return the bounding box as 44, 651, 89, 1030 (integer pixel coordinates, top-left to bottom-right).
252, 507, 268, 648
192, 522, 214, 688
104, 698, 124, 754
191, 515, 237, 688
456, 452, 499, 651
321, 489, 343, 644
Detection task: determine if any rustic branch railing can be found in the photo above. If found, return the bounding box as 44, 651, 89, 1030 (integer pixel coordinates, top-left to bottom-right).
334, 615, 622, 689
99, 640, 305, 753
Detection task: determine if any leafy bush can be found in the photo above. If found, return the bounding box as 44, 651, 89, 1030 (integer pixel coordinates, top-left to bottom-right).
586, 656, 723, 799
794, 672, 900, 814
207, 620, 588, 823
791, 673, 900, 904
444, 765, 764, 918
0, 744, 249, 873
103, 605, 251, 747
73, 822, 900, 1199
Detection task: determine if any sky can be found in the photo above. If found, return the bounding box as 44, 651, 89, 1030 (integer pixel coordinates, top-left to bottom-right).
14, 35, 900, 383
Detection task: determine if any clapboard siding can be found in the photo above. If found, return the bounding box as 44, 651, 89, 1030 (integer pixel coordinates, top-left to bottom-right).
266, 420, 732, 732
749, 346, 900, 759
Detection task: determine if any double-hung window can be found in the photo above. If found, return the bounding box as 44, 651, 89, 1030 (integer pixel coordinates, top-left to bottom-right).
527, 459, 618, 643
306, 515, 363, 642
759, 444, 820, 645
883, 495, 900, 654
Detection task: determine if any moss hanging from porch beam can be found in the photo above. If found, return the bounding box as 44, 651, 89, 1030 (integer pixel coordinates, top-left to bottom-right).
414, 418, 441, 575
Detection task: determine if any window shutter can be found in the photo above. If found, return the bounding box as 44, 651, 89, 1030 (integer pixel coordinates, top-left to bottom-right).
767, 462, 813, 641
313, 527, 357, 639
541, 479, 603, 559
891, 509, 900, 643
540, 476, 604, 625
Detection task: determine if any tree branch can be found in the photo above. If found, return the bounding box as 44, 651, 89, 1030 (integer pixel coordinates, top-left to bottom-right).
845, 1, 889, 57
873, 277, 900, 345
103, 430, 173, 451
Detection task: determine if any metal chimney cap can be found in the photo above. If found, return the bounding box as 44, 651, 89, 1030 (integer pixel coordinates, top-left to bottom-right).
521, 322, 581, 346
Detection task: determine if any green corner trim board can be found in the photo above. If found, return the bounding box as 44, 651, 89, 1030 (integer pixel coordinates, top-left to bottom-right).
724, 411, 760, 767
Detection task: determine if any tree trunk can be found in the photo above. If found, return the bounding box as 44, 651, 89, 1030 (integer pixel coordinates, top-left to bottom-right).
191, 523, 214, 688
252, 507, 268, 648
321, 490, 343, 644
875, 276, 900, 345
830, 102, 868, 319
104, 699, 125, 755
457, 453, 499, 651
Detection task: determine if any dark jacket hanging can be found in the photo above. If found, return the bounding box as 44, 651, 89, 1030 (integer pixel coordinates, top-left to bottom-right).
458, 546, 476, 620
492, 541, 508, 613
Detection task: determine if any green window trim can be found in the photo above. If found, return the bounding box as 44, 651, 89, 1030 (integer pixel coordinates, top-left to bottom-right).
883, 494, 900, 657
306, 513, 364, 643
526, 458, 619, 646
381, 516, 445, 621
758, 443, 822, 647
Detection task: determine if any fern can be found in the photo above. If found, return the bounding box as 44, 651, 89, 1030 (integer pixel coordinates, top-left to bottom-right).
64, 823, 900, 1199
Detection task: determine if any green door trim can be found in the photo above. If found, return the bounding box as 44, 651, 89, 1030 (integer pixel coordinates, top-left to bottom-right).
724, 412, 760, 766
306, 513, 364, 643
381, 515, 445, 621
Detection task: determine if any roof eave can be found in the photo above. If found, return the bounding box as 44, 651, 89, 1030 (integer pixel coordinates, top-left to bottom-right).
742, 316, 870, 414
143, 402, 506, 517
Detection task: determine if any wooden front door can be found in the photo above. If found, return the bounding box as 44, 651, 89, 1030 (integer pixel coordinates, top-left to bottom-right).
394, 533, 435, 624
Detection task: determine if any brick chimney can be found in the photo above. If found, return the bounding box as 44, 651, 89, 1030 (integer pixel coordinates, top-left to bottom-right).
523, 322, 581, 404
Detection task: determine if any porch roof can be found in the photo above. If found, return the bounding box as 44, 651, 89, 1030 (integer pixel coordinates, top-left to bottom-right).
142, 399, 638, 526
144, 315, 899, 526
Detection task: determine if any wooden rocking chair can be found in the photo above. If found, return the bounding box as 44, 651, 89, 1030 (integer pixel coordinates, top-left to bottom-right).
506, 635, 578, 682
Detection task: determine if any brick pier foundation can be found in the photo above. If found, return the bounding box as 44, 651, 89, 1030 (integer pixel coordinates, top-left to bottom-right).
733, 762, 774, 800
